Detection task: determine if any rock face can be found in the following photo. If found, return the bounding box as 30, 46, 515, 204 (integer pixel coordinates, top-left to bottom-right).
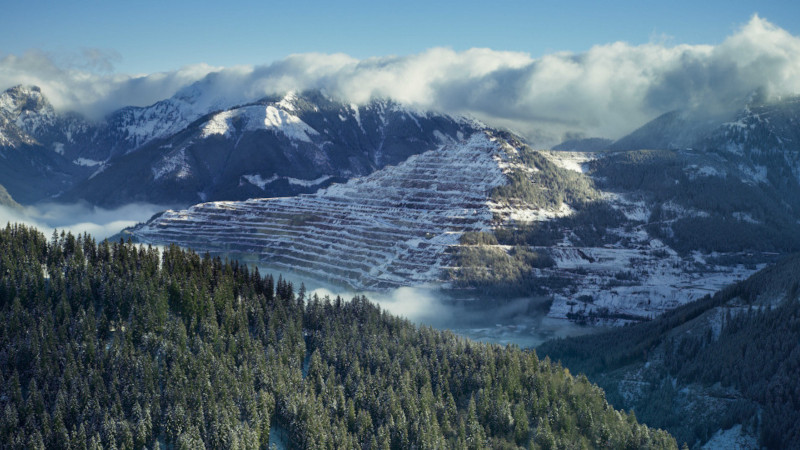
132, 133, 508, 289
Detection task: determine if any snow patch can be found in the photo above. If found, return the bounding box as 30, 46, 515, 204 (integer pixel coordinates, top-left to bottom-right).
152, 149, 191, 180
686, 164, 725, 179
701, 424, 758, 450
201, 105, 318, 143
287, 175, 332, 187
738, 164, 768, 184
200, 110, 236, 138
542, 150, 596, 173
242, 174, 279, 190
350, 104, 364, 132
433, 130, 451, 144
490, 202, 574, 223
73, 158, 102, 167
732, 212, 760, 224
276, 91, 297, 111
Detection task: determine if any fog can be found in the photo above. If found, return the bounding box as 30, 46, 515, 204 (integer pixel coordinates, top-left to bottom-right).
259, 265, 600, 349
0, 201, 167, 240
0, 199, 601, 348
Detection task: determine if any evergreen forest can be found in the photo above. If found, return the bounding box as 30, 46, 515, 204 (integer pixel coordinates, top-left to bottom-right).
0, 224, 676, 449
539, 254, 800, 448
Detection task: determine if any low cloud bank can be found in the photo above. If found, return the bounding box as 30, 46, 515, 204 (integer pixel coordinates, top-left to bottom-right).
0, 202, 166, 240
3, 15, 799, 144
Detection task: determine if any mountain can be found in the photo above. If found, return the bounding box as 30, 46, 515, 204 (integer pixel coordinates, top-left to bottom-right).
5, 84, 800, 325
607, 110, 723, 152
63, 91, 480, 206
609, 98, 800, 187
0, 84, 479, 206
126, 125, 797, 324
552, 137, 612, 152
128, 132, 516, 289
0, 184, 22, 210
0, 224, 676, 449
538, 253, 800, 449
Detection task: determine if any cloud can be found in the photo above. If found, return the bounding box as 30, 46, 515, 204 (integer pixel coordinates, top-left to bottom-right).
0, 202, 166, 240
2, 15, 800, 143
0, 49, 219, 120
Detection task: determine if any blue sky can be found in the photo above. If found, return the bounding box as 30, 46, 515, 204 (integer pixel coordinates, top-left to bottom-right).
2, 0, 798, 74
3, 2, 800, 143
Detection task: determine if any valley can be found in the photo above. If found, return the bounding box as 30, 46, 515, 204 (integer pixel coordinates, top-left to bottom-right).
4, 81, 800, 449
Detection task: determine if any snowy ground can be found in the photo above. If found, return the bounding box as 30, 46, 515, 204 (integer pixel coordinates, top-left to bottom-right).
701, 425, 758, 450
133, 137, 766, 326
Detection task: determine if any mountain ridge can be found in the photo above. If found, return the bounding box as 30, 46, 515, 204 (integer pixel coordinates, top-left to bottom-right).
0, 84, 481, 206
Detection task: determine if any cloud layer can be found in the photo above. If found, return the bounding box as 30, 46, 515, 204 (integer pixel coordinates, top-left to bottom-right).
0, 202, 167, 240
2, 15, 799, 144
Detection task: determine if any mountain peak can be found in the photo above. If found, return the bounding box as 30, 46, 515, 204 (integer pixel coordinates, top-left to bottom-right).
0, 85, 53, 116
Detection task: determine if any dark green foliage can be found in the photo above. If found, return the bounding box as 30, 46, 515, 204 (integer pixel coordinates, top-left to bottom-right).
451, 138, 615, 296
0, 224, 675, 449
448, 234, 555, 297
591, 149, 800, 255
492, 140, 599, 211
539, 254, 800, 449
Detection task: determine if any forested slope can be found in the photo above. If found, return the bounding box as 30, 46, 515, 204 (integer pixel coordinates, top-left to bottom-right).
0, 224, 675, 449
539, 254, 800, 448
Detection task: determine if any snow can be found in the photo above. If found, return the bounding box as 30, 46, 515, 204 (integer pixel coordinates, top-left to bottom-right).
287, 175, 331, 187
242, 174, 279, 190
607, 193, 650, 222
132, 131, 765, 323
662, 200, 711, 219
490, 202, 573, 223
134, 132, 507, 290
200, 105, 319, 143
242, 174, 331, 189
200, 110, 236, 138
152, 149, 191, 180
701, 425, 758, 450
276, 91, 297, 111
738, 164, 768, 184
73, 158, 103, 167
88, 165, 107, 180
350, 104, 364, 132
686, 164, 725, 179
732, 212, 760, 224
542, 150, 596, 173
260, 106, 318, 142
433, 130, 451, 144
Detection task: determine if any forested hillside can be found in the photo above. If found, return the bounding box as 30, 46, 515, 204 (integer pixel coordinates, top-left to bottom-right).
539, 254, 800, 448
0, 224, 675, 449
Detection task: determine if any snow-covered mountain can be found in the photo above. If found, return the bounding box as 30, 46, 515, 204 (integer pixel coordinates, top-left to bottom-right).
0, 86, 93, 203
64, 91, 480, 206
0, 84, 480, 205
127, 128, 795, 322
130, 133, 508, 289
608, 97, 800, 183
5, 83, 800, 324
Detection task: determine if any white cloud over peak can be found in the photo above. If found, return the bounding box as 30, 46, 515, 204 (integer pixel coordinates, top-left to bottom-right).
2, 15, 799, 144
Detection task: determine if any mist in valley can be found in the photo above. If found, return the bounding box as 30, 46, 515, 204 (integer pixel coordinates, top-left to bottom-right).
0, 201, 168, 240
0, 200, 601, 348
258, 264, 601, 349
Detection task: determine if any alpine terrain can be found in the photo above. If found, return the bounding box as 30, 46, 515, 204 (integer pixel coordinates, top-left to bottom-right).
128, 95, 800, 323
0, 84, 480, 206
